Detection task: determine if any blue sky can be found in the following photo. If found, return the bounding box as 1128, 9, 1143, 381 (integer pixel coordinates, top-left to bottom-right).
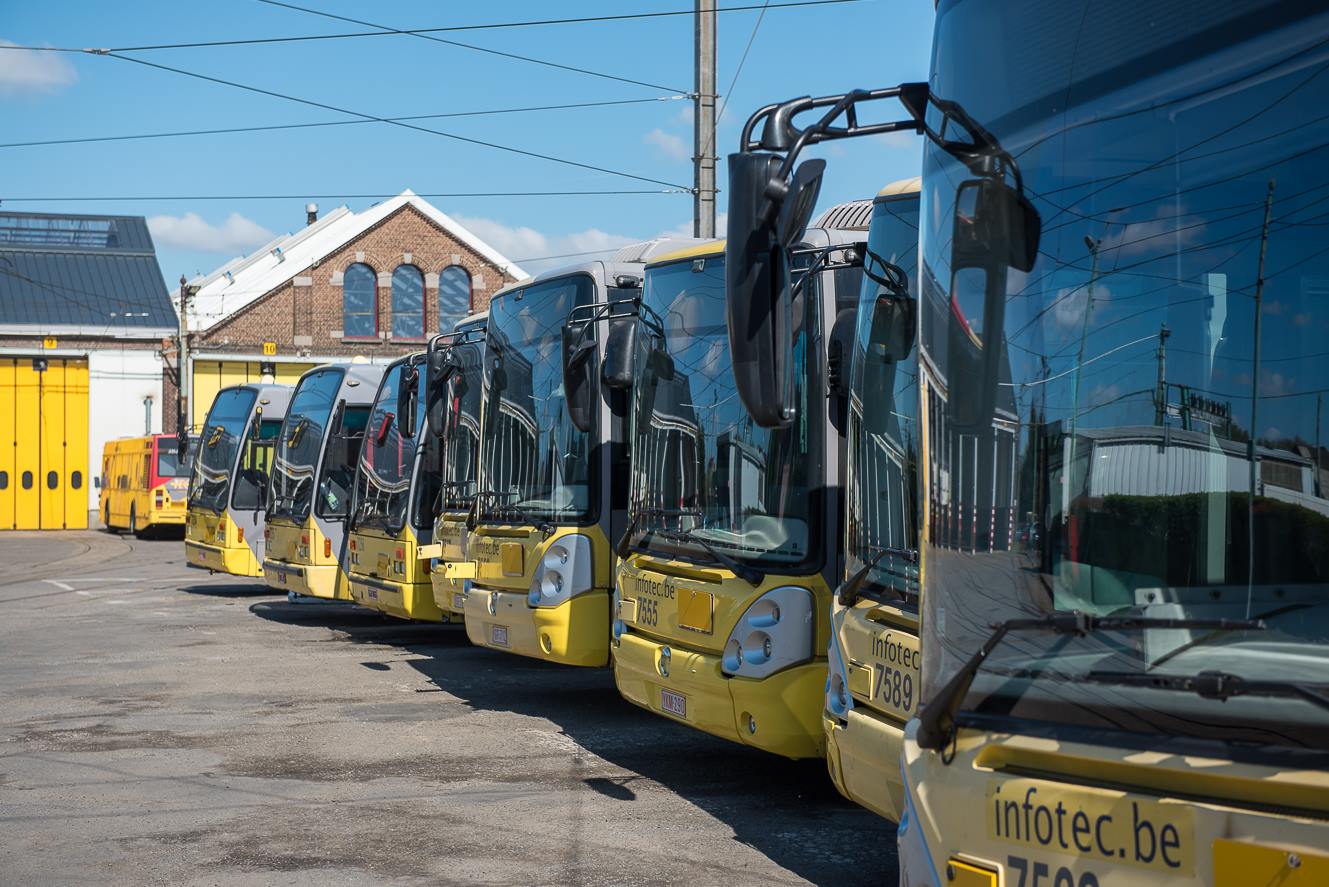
0, 0, 932, 282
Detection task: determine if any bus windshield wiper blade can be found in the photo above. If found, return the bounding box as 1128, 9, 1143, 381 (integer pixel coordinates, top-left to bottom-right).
915, 611, 1266, 752
470, 489, 553, 534
1081, 670, 1329, 714
636, 523, 763, 586
838, 546, 918, 606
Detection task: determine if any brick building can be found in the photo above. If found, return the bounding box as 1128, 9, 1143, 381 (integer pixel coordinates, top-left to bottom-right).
173, 189, 526, 431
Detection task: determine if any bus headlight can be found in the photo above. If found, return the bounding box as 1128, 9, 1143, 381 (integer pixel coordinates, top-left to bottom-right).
527, 534, 593, 608
721, 586, 815, 679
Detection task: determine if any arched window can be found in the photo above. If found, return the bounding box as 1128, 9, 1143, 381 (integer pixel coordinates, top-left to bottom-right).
391, 264, 425, 340
438, 265, 472, 331
343, 263, 377, 339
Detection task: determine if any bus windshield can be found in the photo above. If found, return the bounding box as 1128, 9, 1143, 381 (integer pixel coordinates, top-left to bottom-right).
477, 275, 595, 523
269, 368, 344, 522
923, 0, 1329, 746
438, 329, 486, 512
628, 253, 816, 568
354, 362, 424, 535
846, 195, 922, 598
155, 443, 190, 479
317, 404, 369, 519
189, 388, 257, 512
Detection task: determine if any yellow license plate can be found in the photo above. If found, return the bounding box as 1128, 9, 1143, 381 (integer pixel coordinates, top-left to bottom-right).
946, 860, 996, 887
1213, 839, 1329, 886
500, 542, 524, 576
678, 588, 713, 633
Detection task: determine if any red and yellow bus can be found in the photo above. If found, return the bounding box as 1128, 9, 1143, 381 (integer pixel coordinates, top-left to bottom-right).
99, 433, 193, 535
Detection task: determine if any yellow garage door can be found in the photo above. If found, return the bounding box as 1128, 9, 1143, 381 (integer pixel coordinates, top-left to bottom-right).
191, 359, 318, 430
0, 356, 90, 530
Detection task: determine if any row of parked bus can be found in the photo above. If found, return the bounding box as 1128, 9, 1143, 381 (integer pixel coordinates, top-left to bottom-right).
145, 3, 1329, 881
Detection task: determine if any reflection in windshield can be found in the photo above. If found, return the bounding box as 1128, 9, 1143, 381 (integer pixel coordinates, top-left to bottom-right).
353, 363, 424, 533
189, 388, 256, 512
269, 369, 343, 522
437, 326, 486, 512
477, 275, 594, 522
629, 254, 814, 566
318, 405, 368, 519
923, 0, 1329, 745
847, 195, 921, 598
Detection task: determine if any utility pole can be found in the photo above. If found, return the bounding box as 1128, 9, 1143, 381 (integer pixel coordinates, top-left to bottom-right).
1154, 324, 1170, 425
1247, 179, 1276, 615
176, 274, 196, 442
694, 0, 717, 238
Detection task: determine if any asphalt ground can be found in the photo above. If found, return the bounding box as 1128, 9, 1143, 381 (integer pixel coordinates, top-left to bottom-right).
0, 530, 898, 886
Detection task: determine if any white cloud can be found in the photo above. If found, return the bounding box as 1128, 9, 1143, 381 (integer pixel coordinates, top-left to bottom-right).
452, 213, 729, 277
147, 212, 276, 254
644, 127, 689, 161
1051, 283, 1112, 332
0, 40, 77, 95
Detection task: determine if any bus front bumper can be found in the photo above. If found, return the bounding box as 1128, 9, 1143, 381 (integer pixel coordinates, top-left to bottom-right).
823, 707, 907, 822
463, 587, 609, 667
613, 630, 825, 759
348, 573, 449, 622
429, 571, 469, 620
185, 540, 260, 576
263, 558, 346, 600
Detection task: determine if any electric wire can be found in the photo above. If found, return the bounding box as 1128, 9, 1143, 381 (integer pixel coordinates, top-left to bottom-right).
0, 1, 864, 53
1, 190, 687, 202
100, 52, 691, 190
0, 96, 692, 151
256, 0, 685, 94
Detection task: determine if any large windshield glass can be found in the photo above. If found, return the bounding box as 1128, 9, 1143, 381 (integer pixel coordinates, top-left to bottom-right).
317, 404, 368, 519
477, 275, 595, 523
923, 0, 1329, 746
269, 368, 343, 522
628, 253, 816, 567
846, 195, 922, 597
438, 328, 486, 512
354, 362, 424, 534
155, 445, 189, 479
189, 388, 256, 512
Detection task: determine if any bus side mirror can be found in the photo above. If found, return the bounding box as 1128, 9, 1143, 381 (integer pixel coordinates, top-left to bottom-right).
175, 433, 188, 459
725, 152, 825, 428
601, 315, 638, 392
426, 349, 462, 438
946, 177, 1040, 433
561, 319, 597, 433
397, 366, 419, 438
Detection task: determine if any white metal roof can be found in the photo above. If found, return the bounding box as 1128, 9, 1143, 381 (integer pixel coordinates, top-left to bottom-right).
184, 190, 529, 332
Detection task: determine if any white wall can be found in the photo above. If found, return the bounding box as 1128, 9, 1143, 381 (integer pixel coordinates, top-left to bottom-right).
88, 350, 164, 514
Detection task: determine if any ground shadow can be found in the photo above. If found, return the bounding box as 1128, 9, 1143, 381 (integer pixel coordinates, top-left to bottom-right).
178, 581, 277, 598
250, 599, 898, 885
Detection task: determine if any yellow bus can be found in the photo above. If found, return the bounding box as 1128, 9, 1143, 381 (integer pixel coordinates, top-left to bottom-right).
421, 313, 487, 621
262, 363, 384, 600
345, 352, 447, 621
461, 242, 693, 666
185, 384, 292, 577
98, 433, 193, 535
611, 204, 880, 760
724, 2, 1329, 882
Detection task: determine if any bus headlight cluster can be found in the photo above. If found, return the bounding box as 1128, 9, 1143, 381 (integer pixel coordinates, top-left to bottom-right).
825, 621, 854, 719
720, 586, 815, 679
527, 534, 593, 608
611, 584, 625, 642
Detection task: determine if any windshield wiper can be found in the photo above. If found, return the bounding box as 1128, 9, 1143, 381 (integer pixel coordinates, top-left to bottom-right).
1080, 670, 1329, 714
863, 248, 910, 297
617, 506, 703, 559
838, 546, 919, 606
915, 611, 1266, 752
468, 490, 553, 534
628, 517, 764, 586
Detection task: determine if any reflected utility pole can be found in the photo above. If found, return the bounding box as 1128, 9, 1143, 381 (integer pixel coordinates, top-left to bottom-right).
1154, 325, 1170, 425
1247, 179, 1276, 613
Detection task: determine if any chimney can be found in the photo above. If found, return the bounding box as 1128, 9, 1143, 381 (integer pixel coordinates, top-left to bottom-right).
306, 202, 318, 226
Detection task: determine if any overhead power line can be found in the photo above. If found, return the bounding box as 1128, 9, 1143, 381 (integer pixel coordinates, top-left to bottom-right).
0, 1, 862, 53
0, 96, 690, 150
257, 0, 685, 94
0, 190, 687, 202
99, 52, 691, 190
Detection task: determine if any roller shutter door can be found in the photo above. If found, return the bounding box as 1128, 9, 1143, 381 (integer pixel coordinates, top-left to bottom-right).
0, 356, 90, 530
